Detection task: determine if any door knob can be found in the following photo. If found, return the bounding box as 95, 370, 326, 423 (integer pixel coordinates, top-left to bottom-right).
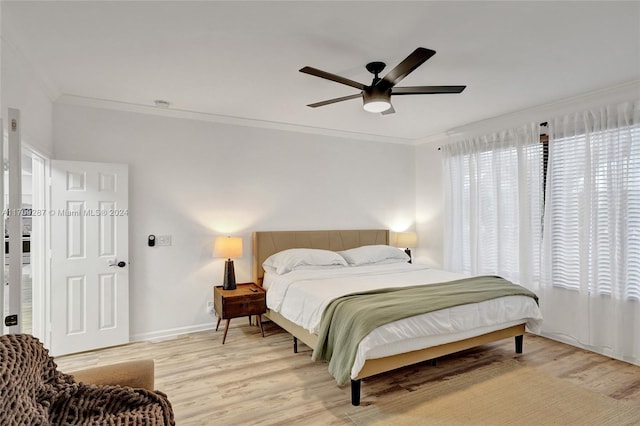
109, 261, 127, 268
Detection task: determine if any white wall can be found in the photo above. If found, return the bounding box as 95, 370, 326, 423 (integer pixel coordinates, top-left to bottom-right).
53, 103, 417, 340
414, 140, 444, 268
1, 39, 53, 155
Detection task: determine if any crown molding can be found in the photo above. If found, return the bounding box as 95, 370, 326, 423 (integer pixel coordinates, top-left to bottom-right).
412, 132, 450, 146
55, 94, 415, 145
446, 80, 640, 140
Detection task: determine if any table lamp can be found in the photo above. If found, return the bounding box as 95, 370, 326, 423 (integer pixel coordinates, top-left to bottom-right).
395, 232, 417, 264
214, 236, 243, 290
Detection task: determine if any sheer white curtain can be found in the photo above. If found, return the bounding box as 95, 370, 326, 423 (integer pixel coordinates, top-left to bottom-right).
541, 101, 640, 364
442, 124, 543, 291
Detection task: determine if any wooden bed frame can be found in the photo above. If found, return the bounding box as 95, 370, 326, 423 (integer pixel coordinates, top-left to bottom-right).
252, 229, 526, 406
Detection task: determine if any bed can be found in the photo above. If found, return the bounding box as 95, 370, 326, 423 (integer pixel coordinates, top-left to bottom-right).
252, 229, 542, 405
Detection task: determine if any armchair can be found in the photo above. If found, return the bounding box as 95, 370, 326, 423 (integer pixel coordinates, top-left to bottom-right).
69, 359, 155, 391
0, 334, 174, 426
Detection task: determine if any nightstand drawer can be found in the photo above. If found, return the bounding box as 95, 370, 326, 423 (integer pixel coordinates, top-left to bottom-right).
223, 299, 266, 318
224, 292, 264, 304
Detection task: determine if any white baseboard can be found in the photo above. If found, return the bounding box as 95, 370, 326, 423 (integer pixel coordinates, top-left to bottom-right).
131, 323, 216, 343
538, 331, 640, 368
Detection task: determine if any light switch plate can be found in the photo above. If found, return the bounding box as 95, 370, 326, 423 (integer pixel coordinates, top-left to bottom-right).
157, 235, 172, 246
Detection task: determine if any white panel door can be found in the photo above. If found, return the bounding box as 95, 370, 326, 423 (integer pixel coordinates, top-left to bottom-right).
50, 160, 129, 356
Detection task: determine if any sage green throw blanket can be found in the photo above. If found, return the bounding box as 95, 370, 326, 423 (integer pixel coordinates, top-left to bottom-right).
311, 275, 538, 385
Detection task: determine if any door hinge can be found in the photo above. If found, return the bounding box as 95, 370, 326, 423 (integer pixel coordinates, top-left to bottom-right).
11, 119, 17, 132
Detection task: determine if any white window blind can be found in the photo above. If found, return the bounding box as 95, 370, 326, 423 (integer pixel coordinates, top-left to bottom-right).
546, 116, 640, 301
443, 125, 543, 290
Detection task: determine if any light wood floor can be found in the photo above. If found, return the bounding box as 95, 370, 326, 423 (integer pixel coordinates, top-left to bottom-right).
54, 321, 640, 425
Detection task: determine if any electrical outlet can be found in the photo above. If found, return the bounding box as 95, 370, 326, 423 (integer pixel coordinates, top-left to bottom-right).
157, 235, 172, 246
206, 301, 214, 314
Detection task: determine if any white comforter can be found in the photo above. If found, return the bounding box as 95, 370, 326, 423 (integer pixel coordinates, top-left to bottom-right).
264, 263, 543, 379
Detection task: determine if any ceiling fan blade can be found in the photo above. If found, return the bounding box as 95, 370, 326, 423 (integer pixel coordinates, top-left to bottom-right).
300, 66, 366, 90
392, 85, 466, 95
307, 93, 362, 108
381, 104, 396, 115
377, 47, 436, 91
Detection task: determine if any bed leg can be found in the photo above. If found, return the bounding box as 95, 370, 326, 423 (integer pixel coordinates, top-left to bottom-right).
351, 379, 361, 406
515, 335, 523, 354
293, 336, 298, 354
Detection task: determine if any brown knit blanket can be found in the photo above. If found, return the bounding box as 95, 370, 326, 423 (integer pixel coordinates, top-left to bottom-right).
0, 334, 175, 426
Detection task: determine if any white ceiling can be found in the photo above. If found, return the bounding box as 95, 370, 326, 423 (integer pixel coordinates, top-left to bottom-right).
3, 1, 640, 143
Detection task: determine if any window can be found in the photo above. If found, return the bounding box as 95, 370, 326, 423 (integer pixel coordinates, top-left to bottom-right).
443, 125, 543, 289
546, 122, 640, 300
443, 101, 640, 364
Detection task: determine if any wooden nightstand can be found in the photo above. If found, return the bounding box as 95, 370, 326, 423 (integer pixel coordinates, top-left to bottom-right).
213, 282, 266, 344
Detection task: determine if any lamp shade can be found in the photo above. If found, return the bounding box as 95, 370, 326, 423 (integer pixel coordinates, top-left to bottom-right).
395, 232, 417, 248
213, 236, 243, 259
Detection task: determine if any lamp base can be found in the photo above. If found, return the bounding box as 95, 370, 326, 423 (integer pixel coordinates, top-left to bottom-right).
223, 259, 237, 290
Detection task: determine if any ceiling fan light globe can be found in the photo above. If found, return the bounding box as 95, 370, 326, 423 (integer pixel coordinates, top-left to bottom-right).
363, 100, 391, 113
363, 88, 392, 113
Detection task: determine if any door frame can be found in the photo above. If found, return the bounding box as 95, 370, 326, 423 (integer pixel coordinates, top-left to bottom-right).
6, 108, 22, 334
1, 108, 51, 341
1, 123, 51, 340
0, 117, 3, 334
23, 145, 50, 344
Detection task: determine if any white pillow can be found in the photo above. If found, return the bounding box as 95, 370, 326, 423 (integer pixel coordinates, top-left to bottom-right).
263, 248, 348, 275
338, 245, 409, 266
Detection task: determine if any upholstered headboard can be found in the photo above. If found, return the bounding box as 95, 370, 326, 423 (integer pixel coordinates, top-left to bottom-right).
252, 229, 389, 285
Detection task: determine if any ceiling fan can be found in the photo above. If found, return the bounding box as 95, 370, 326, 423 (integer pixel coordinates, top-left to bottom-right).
300, 47, 466, 115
